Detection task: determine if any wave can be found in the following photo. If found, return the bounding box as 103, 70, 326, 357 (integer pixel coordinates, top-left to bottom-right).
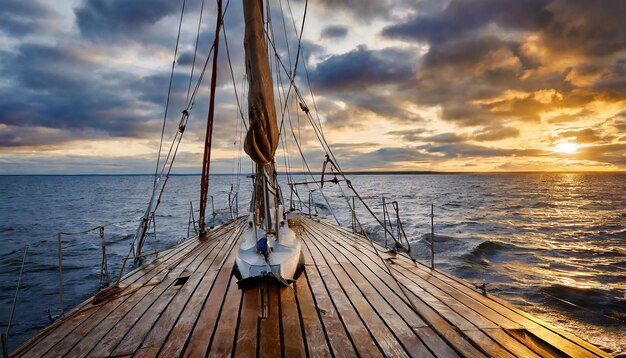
541, 284, 626, 320
0, 226, 16, 233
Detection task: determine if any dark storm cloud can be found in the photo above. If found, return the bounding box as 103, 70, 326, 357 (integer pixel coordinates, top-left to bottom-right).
75, 0, 181, 40
0, 42, 163, 146
177, 51, 196, 66
310, 45, 416, 91
320, 25, 348, 39
313, 0, 398, 19
0, 0, 57, 36
541, 0, 626, 57
382, 0, 626, 57
382, 0, 551, 44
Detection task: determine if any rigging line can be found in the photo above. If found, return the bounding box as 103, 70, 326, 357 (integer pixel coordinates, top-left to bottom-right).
221, 8, 248, 131
291, 84, 398, 240
272, 32, 295, 187
185, 0, 206, 104
186, 43, 214, 112
284, 0, 325, 138
285, 100, 340, 225
278, 0, 293, 69
155, 0, 187, 178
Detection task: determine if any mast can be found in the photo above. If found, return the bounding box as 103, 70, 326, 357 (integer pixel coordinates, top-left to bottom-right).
198, 0, 223, 235
243, 0, 280, 230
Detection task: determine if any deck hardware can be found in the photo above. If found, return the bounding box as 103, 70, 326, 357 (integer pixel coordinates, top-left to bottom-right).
57, 225, 110, 315
188, 201, 198, 237
474, 282, 487, 295
430, 204, 435, 269
174, 276, 190, 286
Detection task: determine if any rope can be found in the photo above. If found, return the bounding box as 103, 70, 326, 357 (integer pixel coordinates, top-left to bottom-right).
155, 0, 187, 177
185, 0, 205, 104
221, 6, 248, 131
6, 245, 28, 337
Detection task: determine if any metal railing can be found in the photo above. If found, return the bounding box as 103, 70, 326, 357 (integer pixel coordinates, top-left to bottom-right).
57, 225, 110, 315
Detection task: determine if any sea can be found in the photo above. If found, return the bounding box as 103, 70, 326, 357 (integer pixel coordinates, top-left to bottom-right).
1, 173, 625, 353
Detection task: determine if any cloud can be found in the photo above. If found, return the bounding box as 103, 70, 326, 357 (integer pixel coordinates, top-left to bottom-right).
418, 143, 548, 158
310, 45, 417, 91
320, 25, 348, 39
0, 0, 59, 36
75, 0, 181, 40
382, 0, 551, 44
471, 125, 519, 141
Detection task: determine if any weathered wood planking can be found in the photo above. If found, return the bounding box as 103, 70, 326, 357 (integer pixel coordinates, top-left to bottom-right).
13, 215, 610, 357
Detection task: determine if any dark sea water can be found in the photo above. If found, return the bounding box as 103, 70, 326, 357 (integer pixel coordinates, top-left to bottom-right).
1, 173, 625, 353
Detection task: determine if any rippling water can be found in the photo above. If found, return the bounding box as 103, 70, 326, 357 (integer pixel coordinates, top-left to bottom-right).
1, 173, 624, 353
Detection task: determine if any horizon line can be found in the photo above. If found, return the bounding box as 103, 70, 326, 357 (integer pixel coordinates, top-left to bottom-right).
1, 170, 625, 176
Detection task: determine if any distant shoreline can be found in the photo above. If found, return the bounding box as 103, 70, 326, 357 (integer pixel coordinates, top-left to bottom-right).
1, 171, 624, 176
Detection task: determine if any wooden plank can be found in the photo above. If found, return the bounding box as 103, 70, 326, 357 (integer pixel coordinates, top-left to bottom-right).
158, 224, 243, 357
25, 230, 218, 358
207, 274, 242, 357
463, 329, 516, 358
83, 236, 222, 357
280, 284, 307, 357
305, 230, 414, 357
323, 221, 604, 357
308, 226, 457, 357
181, 230, 241, 357
134, 225, 244, 357
292, 271, 332, 358
482, 329, 541, 358
300, 242, 358, 358
12, 229, 207, 357
258, 285, 281, 357
233, 287, 260, 358
304, 219, 486, 358
304, 238, 383, 357
312, 218, 608, 358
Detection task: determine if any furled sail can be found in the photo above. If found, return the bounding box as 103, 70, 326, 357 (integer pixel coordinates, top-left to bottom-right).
243, 0, 279, 165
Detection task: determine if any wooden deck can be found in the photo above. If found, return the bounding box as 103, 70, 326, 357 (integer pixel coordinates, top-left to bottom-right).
13, 216, 610, 357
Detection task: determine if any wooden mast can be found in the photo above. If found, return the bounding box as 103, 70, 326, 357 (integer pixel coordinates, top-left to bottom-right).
243, 0, 280, 229
199, 0, 223, 235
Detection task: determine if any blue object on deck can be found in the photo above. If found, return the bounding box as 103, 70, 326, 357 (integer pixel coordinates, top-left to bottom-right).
256, 237, 270, 256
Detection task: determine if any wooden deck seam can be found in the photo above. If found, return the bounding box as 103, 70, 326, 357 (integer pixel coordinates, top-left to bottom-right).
315, 221, 526, 358
292, 283, 312, 358
85, 228, 232, 357
304, 228, 417, 357
304, 221, 465, 357
298, 270, 335, 358
313, 218, 607, 358
11, 230, 206, 357
19, 226, 222, 358
300, 238, 362, 357
138, 222, 247, 357
303, 224, 446, 358
303, 234, 390, 357
179, 221, 246, 357
228, 281, 246, 358
305, 219, 492, 357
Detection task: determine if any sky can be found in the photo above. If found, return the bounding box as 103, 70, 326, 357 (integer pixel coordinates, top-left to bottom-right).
0, 0, 625, 174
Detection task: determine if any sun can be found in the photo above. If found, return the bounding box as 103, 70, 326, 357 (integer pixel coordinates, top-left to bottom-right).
554, 141, 579, 154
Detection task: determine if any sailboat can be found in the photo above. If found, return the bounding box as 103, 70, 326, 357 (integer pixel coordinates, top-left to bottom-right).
10, 0, 612, 357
